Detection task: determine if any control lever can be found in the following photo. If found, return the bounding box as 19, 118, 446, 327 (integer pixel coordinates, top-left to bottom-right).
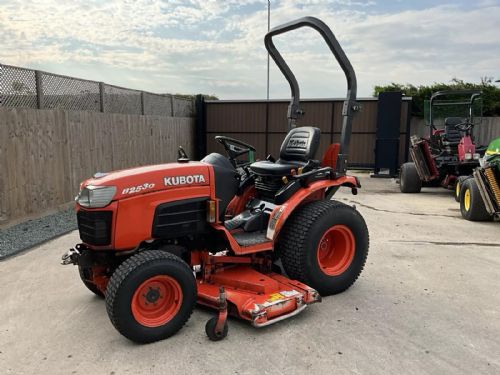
177, 146, 190, 163
266, 154, 276, 163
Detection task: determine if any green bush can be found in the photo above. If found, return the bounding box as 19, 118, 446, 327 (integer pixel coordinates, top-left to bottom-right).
373, 78, 500, 117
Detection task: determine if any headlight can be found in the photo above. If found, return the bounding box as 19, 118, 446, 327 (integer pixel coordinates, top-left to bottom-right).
76, 185, 116, 208
464, 153, 472, 160
473, 153, 480, 160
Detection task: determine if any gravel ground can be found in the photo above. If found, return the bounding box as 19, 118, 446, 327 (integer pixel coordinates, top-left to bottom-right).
0, 209, 77, 260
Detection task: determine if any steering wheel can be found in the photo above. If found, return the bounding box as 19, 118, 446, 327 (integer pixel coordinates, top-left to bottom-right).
454, 121, 473, 132
215, 136, 256, 167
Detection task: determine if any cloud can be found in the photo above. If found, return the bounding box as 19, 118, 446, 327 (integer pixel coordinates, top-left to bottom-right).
0, 0, 499, 99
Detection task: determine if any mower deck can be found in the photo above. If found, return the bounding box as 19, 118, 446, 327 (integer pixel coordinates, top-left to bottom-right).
197, 264, 321, 327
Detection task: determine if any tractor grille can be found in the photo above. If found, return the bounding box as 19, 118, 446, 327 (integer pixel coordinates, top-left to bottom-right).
484, 167, 500, 206
77, 210, 112, 246
255, 176, 285, 202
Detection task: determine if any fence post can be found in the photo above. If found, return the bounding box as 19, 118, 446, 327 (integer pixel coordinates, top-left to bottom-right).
99, 82, 105, 112
194, 95, 206, 159
141, 92, 145, 115
35, 70, 44, 109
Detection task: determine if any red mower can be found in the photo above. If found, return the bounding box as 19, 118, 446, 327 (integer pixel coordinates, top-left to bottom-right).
400, 90, 485, 199
61, 17, 369, 343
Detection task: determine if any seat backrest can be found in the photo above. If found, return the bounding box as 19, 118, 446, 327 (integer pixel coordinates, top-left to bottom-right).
279, 126, 321, 162
444, 117, 464, 143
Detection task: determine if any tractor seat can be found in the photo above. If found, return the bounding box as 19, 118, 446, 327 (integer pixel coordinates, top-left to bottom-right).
443, 117, 464, 145
250, 127, 321, 176
250, 160, 304, 176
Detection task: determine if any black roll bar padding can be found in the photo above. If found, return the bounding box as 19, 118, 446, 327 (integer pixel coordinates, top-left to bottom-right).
428, 89, 482, 132
264, 16, 358, 174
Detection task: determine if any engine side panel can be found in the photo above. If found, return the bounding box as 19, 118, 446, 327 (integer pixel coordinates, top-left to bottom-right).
152, 197, 210, 239
114, 186, 212, 250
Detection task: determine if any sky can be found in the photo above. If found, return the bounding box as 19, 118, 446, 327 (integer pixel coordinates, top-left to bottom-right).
1, 0, 499, 99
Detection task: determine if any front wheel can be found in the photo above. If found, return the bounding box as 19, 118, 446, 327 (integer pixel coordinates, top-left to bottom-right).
460, 178, 492, 221
400, 162, 422, 193
78, 265, 105, 298
455, 176, 469, 202
105, 251, 196, 343
280, 201, 369, 296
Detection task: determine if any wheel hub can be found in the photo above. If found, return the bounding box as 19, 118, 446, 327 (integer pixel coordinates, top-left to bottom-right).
131, 275, 183, 327
317, 225, 355, 276
464, 188, 471, 211
145, 287, 162, 304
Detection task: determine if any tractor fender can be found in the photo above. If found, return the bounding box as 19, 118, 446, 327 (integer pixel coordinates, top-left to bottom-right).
266, 175, 359, 241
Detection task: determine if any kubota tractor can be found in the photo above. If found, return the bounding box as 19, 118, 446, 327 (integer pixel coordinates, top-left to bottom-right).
400, 90, 486, 198
459, 138, 500, 221
61, 17, 369, 343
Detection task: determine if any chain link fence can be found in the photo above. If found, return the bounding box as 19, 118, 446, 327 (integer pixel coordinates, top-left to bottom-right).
0, 65, 38, 109
42, 72, 101, 111
0, 63, 195, 116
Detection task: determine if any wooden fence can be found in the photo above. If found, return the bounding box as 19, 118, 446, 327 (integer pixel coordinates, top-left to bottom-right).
0, 108, 195, 226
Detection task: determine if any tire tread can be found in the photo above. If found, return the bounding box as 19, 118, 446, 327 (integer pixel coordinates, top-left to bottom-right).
105, 250, 196, 342
280, 200, 369, 293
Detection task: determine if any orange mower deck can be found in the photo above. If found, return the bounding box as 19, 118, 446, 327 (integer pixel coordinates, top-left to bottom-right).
197, 264, 321, 327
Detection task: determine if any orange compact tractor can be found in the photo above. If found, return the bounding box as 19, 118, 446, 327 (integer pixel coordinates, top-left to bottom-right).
62, 17, 369, 343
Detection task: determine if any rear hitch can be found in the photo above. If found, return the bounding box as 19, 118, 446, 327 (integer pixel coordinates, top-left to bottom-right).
61, 248, 81, 265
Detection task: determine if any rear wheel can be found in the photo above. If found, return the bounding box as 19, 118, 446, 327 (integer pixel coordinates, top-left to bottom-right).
78, 266, 105, 298
460, 178, 491, 221
105, 251, 196, 343
455, 176, 469, 202
280, 200, 369, 296
400, 162, 422, 193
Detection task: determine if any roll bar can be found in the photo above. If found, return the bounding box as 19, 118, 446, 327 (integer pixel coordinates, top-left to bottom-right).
429, 90, 482, 130
264, 16, 359, 174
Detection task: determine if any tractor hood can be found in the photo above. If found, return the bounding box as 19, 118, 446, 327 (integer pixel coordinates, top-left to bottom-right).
78, 161, 211, 202
483, 138, 500, 167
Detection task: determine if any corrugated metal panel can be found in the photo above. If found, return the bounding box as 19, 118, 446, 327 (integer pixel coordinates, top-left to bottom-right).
206, 133, 267, 160
267, 102, 288, 133
206, 102, 266, 133
268, 101, 333, 133
333, 101, 378, 133
205, 98, 411, 168
475, 117, 500, 145
266, 133, 284, 158
300, 102, 333, 133
332, 133, 376, 165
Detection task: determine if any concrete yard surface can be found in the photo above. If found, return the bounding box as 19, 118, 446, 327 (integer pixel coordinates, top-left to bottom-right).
0, 174, 499, 375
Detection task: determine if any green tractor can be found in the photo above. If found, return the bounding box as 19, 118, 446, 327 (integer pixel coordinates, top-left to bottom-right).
459, 138, 500, 221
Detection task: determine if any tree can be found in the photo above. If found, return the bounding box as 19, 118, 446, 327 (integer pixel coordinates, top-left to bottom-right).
11, 81, 32, 94
373, 78, 500, 117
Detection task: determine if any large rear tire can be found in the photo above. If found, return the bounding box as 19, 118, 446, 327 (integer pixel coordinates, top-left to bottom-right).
460, 178, 492, 221
280, 200, 369, 296
105, 250, 196, 343
400, 162, 422, 193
